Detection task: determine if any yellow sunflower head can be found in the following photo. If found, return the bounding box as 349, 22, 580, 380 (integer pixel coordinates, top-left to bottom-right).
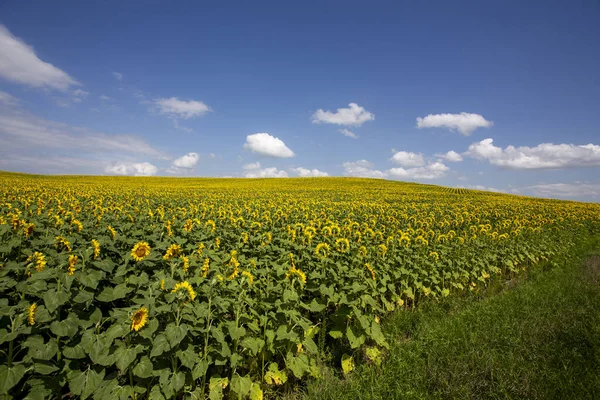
131, 307, 149, 331
131, 242, 151, 262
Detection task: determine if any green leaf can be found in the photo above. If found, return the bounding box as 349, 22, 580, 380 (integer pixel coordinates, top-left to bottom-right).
114, 345, 141, 372
370, 319, 389, 349
264, 363, 287, 386
192, 360, 209, 380
208, 377, 228, 400
250, 383, 264, 400
172, 371, 186, 392
24, 335, 58, 360
341, 354, 354, 375
73, 290, 94, 304
177, 346, 199, 370
34, 361, 59, 375
0, 364, 26, 394
165, 323, 188, 348
139, 317, 159, 339
133, 356, 154, 379
67, 368, 105, 399
230, 374, 252, 398
286, 353, 310, 379
49, 314, 79, 338
227, 321, 246, 341
346, 325, 365, 349
307, 298, 326, 312
328, 329, 343, 339
241, 337, 264, 355
150, 334, 170, 358
149, 384, 166, 400
78, 270, 103, 289
43, 289, 70, 313
63, 344, 86, 359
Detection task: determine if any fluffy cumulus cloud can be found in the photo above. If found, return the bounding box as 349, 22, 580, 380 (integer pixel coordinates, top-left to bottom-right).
437, 150, 463, 162
342, 160, 386, 179
390, 151, 425, 167
312, 103, 375, 127
105, 162, 158, 176
172, 152, 199, 168
243, 161, 261, 170
466, 138, 600, 169
338, 128, 358, 139
527, 183, 600, 200
243, 133, 295, 158
113, 72, 123, 81
290, 167, 329, 177
154, 97, 211, 119
416, 112, 493, 136
0, 24, 79, 91
388, 161, 449, 180
242, 163, 288, 178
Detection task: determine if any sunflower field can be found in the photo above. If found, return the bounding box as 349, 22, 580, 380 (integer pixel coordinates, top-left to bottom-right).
1, 172, 600, 399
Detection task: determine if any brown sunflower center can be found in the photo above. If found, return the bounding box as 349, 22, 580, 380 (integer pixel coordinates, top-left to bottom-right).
135, 247, 147, 257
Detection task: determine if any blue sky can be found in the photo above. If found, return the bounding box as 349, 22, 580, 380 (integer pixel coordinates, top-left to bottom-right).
1, 0, 599, 201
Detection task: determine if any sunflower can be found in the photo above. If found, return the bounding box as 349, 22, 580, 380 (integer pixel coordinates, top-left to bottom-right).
27, 251, 47, 272
286, 266, 307, 285
28, 303, 37, 326
172, 281, 197, 301
429, 251, 440, 262
201, 257, 210, 277
131, 242, 151, 262
241, 270, 254, 284
67, 255, 78, 275
365, 263, 376, 280
131, 307, 149, 331
183, 219, 193, 232
72, 219, 83, 233
315, 243, 330, 258
23, 223, 35, 238
107, 225, 117, 240
180, 255, 190, 273
335, 238, 350, 253
91, 239, 100, 260
55, 236, 72, 252
163, 244, 182, 260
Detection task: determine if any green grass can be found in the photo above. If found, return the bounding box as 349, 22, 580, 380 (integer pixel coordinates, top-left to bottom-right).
301, 237, 600, 400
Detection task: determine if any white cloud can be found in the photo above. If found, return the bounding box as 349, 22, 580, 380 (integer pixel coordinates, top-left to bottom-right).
243, 133, 295, 158
243, 166, 288, 178
0, 90, 19, 106
339, 128, 359, 139
99, 94, 112, 101
437, 150, 463, 162
243, 161, 261, 170
0, 106, 163, 158
416, 112, 493, 135
105, 162, 157, 176
388, 161, 449, 180
460, 185, 504, 193
72, 89, 89, 103
312, 103, 374, 127
154, 97, 211, 119
527, 183, 600, 200
342, 160, 386, 179
172, 152, 199, 168
113, 72, 123, 81
466, 138, 600, 169
291, 167, 329, 177
0, 24, 79, 91
390, 151, 425, 167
